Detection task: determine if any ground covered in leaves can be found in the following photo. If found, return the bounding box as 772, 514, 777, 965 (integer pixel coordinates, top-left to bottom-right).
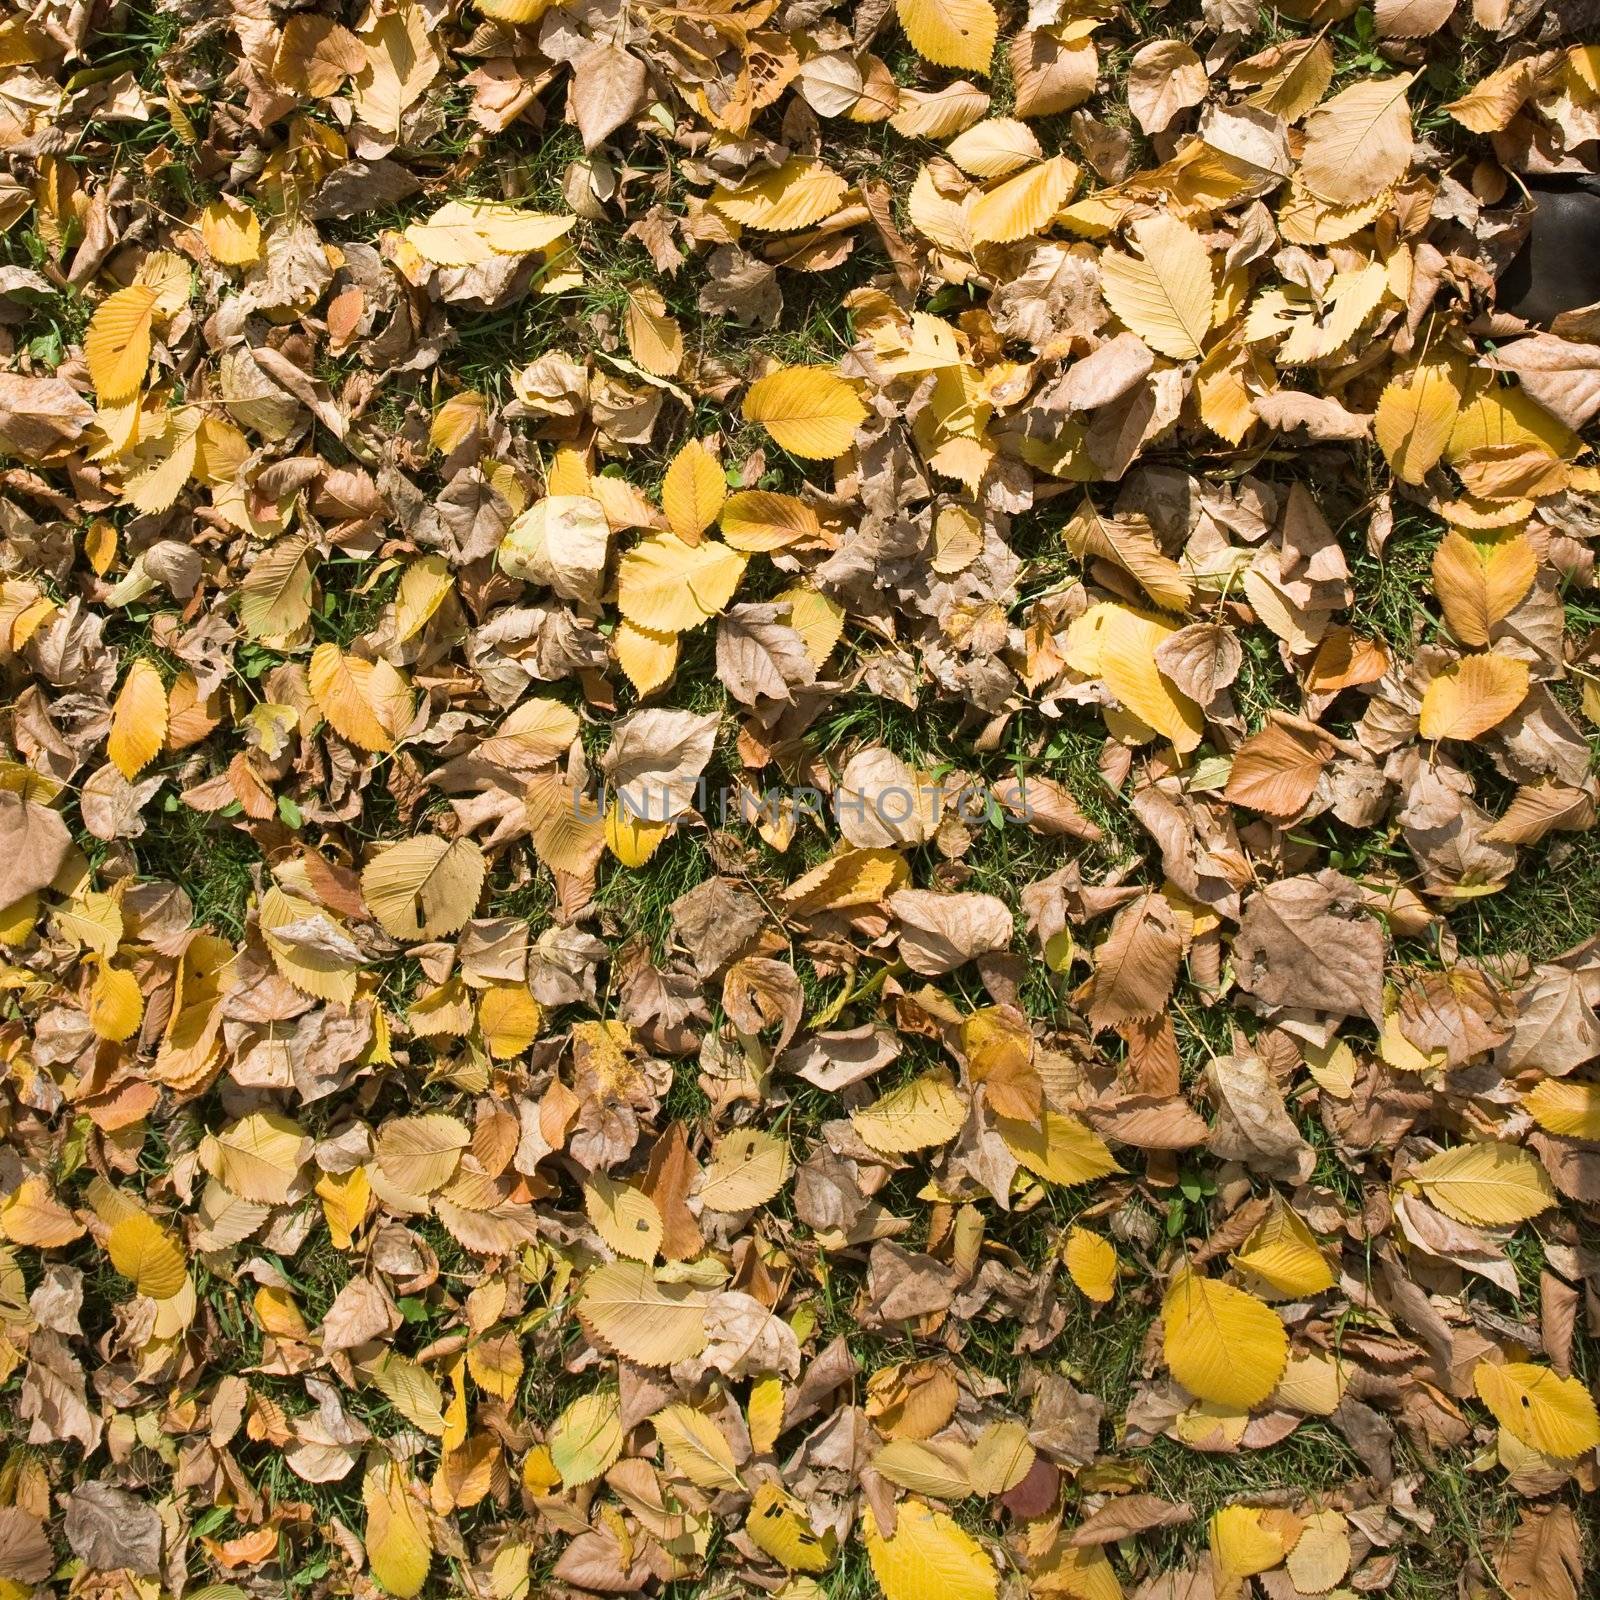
3, 0, 1600, 1597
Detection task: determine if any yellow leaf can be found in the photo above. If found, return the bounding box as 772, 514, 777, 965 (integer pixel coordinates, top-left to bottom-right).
624, 287, 683, 377
1524, 1078, 1600, 1141
617, 534, 747, 632
1443, 59, 1544, 134
748, 1375, 785, 1455
721, 491, 821, 551
1375, 360, 1461, 485
0, 1176, 85, 1247
259, 886, 361, 1006
960, 1005, 1039, 1120
968, 155, 1076, 245
1162, 1268, 1287, 1409
891, 81, 993, 139
369, 1353, 447, 1436
1431, 530, 1537, 647
86, 959, 143, 1042
85, 284, 159, 404
309, 644, 412, 752
1063, 497, 1193, 613
662, 439, 725, 541
521, 1444, 561, 1494
200, 196, 262, 266
107, 658, 167, 779
1035, 1543, 1123, 1600
410, 982, 474, 1045
696, 1128, 792, 1212
254, 1288, 308, 1343
1473, 1361, 1600, 1458
653, 1402, 744, 1491
613, 618, 679, 696
713, 159, 848, 232
605, 800, 670, 868
777, 586, 845, 667
123, 408, 201, 515
394, 554, 455, 642
549, 1390, 623, 1487
742, 366, 867, 459
107, 1211, 187, 1301
429, 391, 485, 456
748, 1482, 837, 1572
1238, 35, 1335, 122
478, 984, 542, 1059
207, 1111, 309, 1204
1447, 380, 1577, 465
864, 1499, 996, 1600
372, 1114, 470, 1197
968, 1420, 1034, 1495
997, 1110, 1120, 1186
363, 1460, 432, 1599
577, 1259, 710, 1367
1069, 603, 1204, 752
1064, 1225, 1118, 1303
481, 697, 579, 764
318, 1167, 371, 1250
946, 118, 1042, 178
476, 0, 549, 20
896, 0, 998, 76
1299, 72, 1414, 205
467, 1332, 523, 1401
1417, 652, 1529, 742
1406, 1141, 1555, 1226
526, 773, 606, 877
782, 846, 909, 913
239, 534, 315, 640
1100, 214, 1214, 360
1232, 1197, 1336, 1298
0, 891, 39, 946
873, 1438, 973, 1499
1209, 1505, 1284, 1600
403, 200, 573, 265
584, 1173, 662, 1263
851, 1070, 969, 1155
361, 835, 486, 940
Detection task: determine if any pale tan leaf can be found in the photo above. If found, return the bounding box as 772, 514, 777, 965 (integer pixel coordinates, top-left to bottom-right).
576, 1260, 710, 1367
361, 835, 486, 941
1300, 73, 1414, 205
1100, 215, 1214, 361
652, 1403, 743, 1491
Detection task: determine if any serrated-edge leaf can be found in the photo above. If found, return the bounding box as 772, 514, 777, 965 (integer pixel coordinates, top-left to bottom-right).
1162, 1268, 1288, 1409
653, 1402, 744, 1490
